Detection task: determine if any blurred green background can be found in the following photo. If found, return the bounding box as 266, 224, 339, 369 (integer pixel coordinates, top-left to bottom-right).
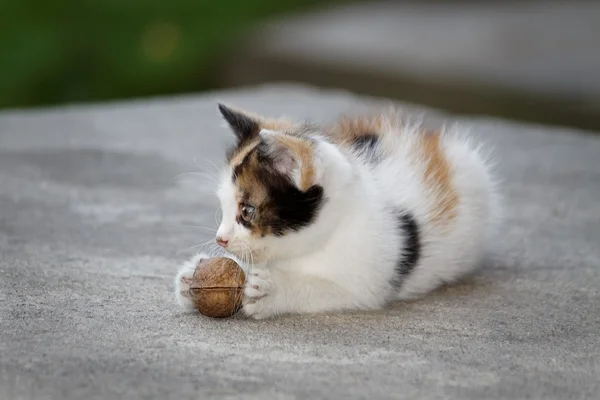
2, 0, 597, 131
0, 0, 339, 109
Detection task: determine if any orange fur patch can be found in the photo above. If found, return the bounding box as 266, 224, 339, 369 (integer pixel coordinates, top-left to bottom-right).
326, 114, 386, 147
272, 134, 315, 191
229, 139, 259, 168
422, 131, 458, 225
260, 118, 297, 132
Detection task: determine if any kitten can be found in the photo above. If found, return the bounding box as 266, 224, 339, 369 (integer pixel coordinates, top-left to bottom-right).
175, 103, 500, 319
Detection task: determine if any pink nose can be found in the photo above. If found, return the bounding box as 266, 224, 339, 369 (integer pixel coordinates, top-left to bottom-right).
216, 237, 229, 247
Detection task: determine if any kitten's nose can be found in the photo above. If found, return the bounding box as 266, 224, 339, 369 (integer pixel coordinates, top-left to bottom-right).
216, 237, 229, 247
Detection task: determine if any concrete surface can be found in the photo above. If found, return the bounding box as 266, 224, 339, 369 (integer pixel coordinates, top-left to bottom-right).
222, 1, 600, 130
1, 84, 599, 399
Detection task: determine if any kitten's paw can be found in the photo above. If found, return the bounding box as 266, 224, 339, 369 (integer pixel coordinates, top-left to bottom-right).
244, 268, 272, 299
174, 253, 208, 311
242, 268, 275, 319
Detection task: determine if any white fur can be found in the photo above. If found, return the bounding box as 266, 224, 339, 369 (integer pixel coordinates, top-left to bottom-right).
175, 115, 500, 319
174, 253, 208, 311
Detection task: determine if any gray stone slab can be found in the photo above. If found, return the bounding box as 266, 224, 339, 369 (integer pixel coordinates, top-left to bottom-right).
1, 84, 599, 399
221, 1, 600, 130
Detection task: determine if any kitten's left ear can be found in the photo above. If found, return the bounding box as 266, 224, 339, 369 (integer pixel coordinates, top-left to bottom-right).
218, 103, 260, 144
259, 130, 315, 191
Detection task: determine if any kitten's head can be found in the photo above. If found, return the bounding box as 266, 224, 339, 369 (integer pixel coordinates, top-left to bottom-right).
213, 104, 336, 263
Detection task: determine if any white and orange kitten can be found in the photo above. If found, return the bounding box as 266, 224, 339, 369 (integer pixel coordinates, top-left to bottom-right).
175, 104, 500, 319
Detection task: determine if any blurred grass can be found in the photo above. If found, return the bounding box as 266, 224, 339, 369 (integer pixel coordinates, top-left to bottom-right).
0, 0, 340, 109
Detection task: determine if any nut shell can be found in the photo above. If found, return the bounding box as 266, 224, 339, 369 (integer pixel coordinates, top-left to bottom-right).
189, 257, 245, 318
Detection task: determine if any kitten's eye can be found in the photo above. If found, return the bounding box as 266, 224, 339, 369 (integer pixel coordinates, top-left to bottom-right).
240, 204, 256, 222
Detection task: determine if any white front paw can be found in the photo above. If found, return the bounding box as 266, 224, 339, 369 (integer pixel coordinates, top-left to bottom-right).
242, 268, 275, 319
174, 253, 208, 311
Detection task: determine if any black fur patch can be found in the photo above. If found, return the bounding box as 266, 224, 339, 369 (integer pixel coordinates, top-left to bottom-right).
351, 134, 380, 162
218, 103, 260, 147
258, 145, 325, 235
267, 182, 325, 236
392, 212, 421, 287
352, 134, 379, 151
236, 214, 253, 229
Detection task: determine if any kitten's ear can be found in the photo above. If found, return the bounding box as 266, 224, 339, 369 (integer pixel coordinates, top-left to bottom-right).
218, 103, 260, 144
259, 130, 298, 177
259, 130, 314, 190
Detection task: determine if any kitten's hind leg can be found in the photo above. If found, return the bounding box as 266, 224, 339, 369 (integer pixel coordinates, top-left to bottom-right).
174, 253, 208, 311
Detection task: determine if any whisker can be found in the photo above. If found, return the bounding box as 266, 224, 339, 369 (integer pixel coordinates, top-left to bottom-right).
173, 171, 212, 181
174, 166, 221, 195
196, 245, 220, 259
213, 208, 221, 226
192, 157, 221, 174
204, 158, 223, 176
235, 243, 253, 310
247, 244, 256, 268
163, 221, 217, 234
177, 238, 217, 255
175, 166, 220, 180
178, 224, 217, 233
